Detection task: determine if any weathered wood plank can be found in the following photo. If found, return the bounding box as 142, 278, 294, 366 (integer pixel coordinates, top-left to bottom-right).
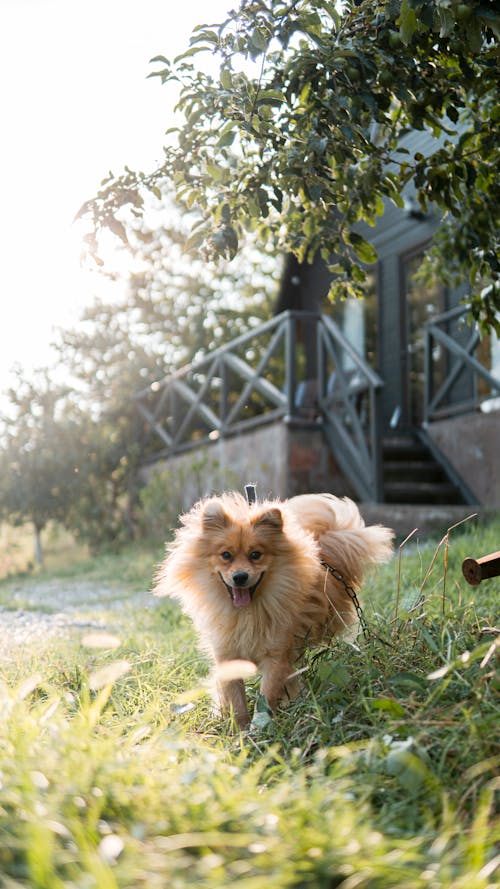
171, 379, 220, 432
224, 323, 286, 425
136, 402, 173, 447
223, 353, 286, 409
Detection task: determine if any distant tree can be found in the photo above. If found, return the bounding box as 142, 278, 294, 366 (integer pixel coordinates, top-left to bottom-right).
58, 209, 277, 423
79, 0, 499, 332
62, 413, 141, 553
0, 367, 148, 557
48, 215, 277, 544
60, 212, 277, 411
0, 210, 279, 558
0, 370, 83, 564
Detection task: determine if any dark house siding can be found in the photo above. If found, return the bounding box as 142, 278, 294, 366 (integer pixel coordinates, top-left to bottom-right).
275, 126, 475, 435
355, 128, 470, 431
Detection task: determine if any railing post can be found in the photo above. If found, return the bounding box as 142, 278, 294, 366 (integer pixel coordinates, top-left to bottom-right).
423, 321, 431, 425
285, 313, 297, 420
370, 384, 384, 502
316, 314, 385, 503
471, 320, 479, 411
316, 317, 326, 406
219, 357, 228, 434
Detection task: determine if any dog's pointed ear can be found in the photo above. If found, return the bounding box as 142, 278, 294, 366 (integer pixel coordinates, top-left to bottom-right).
201, 500, 229, 532
254, 508, 283, 533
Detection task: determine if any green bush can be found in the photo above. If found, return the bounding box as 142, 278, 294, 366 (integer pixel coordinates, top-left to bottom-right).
137, 455, 239, 541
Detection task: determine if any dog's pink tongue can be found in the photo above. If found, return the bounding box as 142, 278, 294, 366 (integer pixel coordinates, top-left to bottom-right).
232, 587, 252, 608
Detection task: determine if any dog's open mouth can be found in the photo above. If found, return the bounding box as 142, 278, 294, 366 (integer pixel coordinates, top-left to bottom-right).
219, 573, 264, 608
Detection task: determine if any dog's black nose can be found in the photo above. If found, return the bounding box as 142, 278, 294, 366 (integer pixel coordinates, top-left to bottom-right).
232, 571, 249, 587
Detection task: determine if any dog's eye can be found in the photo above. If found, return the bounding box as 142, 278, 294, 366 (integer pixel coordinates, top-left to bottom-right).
249, 551, 262, 561
220, 551, 232, 562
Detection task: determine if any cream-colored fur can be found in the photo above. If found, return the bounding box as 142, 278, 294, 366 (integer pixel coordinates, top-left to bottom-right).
154, 491, 393, 727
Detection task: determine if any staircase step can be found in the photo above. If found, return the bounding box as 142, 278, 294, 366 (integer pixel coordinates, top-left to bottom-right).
382, 437, 428, 461
381, 434, 465, 505
383, 460, 445, 484
384, 481, 464, 505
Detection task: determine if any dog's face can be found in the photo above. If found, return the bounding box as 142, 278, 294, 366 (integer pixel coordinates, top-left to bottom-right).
200, 501, 284, 608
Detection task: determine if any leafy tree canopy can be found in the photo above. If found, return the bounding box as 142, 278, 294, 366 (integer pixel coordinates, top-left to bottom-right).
80, 0, 499, 332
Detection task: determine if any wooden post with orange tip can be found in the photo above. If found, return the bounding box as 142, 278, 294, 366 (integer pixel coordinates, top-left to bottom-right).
462, 551, 500, 586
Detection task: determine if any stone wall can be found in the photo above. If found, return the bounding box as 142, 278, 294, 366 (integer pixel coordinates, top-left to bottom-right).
139, 419, 355, 512
138, 411, 500, 527
426, 410, 500, 508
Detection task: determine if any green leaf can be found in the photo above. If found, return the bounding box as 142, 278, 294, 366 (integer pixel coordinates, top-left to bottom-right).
398, 0, 419, 45
465, 18, 483, 52
250, 28, 269, 52
374, 194, 385, 216
348, 232, 378, 264
190, 28, 219, 46
436, 8, 454, 38
219, 130, 236, 148
149, 54, 169, 65
257, 89, 284, 106
174, 45, 212, 63
316, 663, 351, 688
148, 185, 162, 200
390, 190, 405, 210
185, 229, 207, 252
255, 691, 272, 715
371, 697, 406, 716
220, 68, 233, 90
385, 748, 433, 793
146, 69, 170, 82
390, 671, 427, 691
206, 164, 224, 182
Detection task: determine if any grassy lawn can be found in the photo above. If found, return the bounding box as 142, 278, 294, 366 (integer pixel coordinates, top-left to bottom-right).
0, 515, 498, 887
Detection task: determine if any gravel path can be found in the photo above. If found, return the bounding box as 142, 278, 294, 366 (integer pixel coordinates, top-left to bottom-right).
0, 579, 153, 662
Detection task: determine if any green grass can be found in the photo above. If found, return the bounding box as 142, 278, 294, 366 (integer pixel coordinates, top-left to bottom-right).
0, 516, 498, 887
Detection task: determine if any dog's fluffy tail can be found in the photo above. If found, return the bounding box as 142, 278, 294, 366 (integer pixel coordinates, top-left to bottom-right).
319, 525, 394, 588
287, 493, 393, 587
286, 493, 371, 533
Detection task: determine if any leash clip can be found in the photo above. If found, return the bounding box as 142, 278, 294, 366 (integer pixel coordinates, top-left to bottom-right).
244, 484, 257, 506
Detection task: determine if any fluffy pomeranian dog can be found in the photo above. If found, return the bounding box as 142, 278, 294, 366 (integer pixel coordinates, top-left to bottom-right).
154, 491, 393, 728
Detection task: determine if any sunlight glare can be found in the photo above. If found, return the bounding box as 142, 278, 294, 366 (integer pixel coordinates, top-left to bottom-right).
0, 0, 231, 391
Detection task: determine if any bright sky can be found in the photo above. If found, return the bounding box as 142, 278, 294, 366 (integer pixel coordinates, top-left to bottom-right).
0, 0, 231, 394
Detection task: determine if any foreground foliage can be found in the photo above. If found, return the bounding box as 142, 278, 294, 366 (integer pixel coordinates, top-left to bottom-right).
0, 516, 498, 886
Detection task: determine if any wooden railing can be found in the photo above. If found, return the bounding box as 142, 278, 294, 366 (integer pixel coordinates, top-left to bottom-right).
424, 305, 500, 422
135, 311, 384, 501
317, 314, 384, 501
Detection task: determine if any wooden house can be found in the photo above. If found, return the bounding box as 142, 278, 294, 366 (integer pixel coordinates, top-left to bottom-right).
136, 130, 500, 525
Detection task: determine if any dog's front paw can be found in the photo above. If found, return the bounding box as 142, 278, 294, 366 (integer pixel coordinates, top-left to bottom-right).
249, 692, 273, 732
